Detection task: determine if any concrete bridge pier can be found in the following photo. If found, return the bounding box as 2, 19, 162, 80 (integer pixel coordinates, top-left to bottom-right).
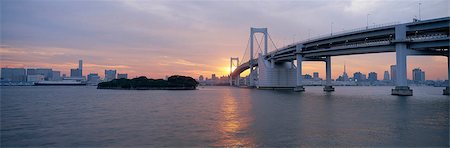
444, 52, 449, 95
392, 24, 413, 96
324, 56, 335, 92
294, 53, 305, 91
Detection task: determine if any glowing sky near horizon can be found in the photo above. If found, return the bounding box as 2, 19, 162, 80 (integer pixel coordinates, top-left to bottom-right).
1, 0, 449, 80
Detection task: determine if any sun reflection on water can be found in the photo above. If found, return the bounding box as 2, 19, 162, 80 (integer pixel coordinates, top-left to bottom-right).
215, 90, 254, 147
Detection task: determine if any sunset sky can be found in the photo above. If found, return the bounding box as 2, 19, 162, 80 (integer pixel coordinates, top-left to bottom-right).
1, 0, 449, 80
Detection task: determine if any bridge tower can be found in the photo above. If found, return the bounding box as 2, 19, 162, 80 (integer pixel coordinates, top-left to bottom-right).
249, 27, 268, 87
230, 57, 239, 86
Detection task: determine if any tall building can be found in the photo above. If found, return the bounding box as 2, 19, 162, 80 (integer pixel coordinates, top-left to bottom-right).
342, 63, 349, 81
313, 72, 319, 80
70, 68, 82, 78
79, 60, 83, 76
303, 74, 312, 79
368, 72, 378, 82
199, 75, 204, 81
69, 60, 83, 78
421, 71, 425, 82
212, 74, 217, 80
87, 73, 101, 84
52, 71, 61, 81
0, 68, 27, 82
353, 72, 363, 82
26, 68, 36, 75
390, 65, 396, 83
117, 73, 128, 79
105, 70, 117, 81
383, 71, 390, 81
412, 68, 425, 83
26, 68, 53, 80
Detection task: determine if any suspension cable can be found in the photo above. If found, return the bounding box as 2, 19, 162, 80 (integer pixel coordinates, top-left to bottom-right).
254, 34, 264, 57
240, 36, 250, 64
268, 33, 279, 52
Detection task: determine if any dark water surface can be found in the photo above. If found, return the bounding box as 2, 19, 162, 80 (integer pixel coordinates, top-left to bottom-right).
1, 86, 449, 147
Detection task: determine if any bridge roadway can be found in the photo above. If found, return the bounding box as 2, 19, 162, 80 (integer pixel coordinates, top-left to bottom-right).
230, 17, 450, 96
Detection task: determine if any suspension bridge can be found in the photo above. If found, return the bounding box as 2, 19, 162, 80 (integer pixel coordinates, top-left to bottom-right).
229, 17, 450, 96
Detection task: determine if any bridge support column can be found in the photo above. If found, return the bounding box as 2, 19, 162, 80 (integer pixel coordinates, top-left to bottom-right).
444, 54, 449, 95
392, 24, 412, 96
236, 75, 240, 86
294, 54, 305, 92
324, 56, 335, 92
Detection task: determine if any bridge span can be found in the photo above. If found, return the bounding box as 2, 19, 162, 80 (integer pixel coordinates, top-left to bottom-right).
230, 17, 449, 96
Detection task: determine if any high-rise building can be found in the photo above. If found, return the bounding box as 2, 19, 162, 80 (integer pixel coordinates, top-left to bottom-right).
368, 72, 378, 82
412, 68, 425, 83
117, 73, 128, 79
390, 65, 396, 83
87, 73, 101, 84
105, 70, 117, 81
212, 74, 217, 80
199, 75, 204, 81
313, 72, 319, 80
69, 60, 83, 78
28, 68, 53, 80
0, 68, 27, 82
79, 60, 83, 76
52, 71, 61, 81
303, 74, 312, 79
342, 63, 349, 81
383, 71, 390, 81
26, 68, 36, 75
70, 68, 82, 78
421, 71, 425, 82
353, 72, 363, 82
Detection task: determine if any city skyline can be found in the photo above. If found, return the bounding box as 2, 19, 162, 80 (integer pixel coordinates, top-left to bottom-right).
1, 0, 449, 80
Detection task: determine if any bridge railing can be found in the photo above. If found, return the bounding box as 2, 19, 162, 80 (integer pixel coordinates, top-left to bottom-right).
407, 33, 448, 41
276, 22, 400, 51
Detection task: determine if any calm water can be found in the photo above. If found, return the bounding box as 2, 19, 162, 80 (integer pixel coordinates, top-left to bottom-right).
1, 86, 449, 147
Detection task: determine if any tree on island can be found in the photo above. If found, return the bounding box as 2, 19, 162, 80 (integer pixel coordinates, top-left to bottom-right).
97, 75, 199, 90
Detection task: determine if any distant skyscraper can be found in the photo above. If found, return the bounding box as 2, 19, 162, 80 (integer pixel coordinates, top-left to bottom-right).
342, 63, 349, 81
1, 68, 27, 82
117, 73, 128, 79
105, 70, 117, 81
390, 65, 396, 83
199, 75, 204, 81
353, 72, 363, 82
412, 68, 425, 83
313, 72, 319, 80
368, 72, 377, 82
79, 60, 83, 76
383, 71, 390, 81
70, 68, 82, 78
212, 74, 217, 80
